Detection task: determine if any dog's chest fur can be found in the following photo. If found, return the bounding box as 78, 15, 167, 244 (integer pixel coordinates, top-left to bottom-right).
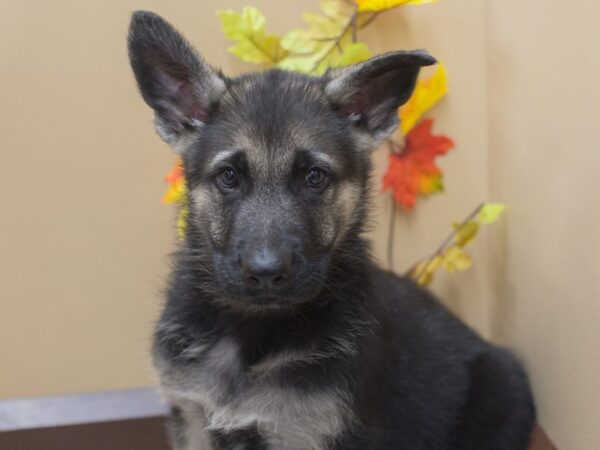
155, 326, 353, 450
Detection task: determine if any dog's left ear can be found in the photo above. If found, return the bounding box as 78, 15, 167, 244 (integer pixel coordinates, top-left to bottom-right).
325, 50, 436, 144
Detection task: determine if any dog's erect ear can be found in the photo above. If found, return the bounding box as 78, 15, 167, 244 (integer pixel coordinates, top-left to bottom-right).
128, 11, 226, 149
325, 50, 436, 144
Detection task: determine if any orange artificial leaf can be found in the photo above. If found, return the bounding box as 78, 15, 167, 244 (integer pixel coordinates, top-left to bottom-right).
165, 161, 184, 184
382, 119, 454, 210
162, 160, 187, 204
162, 159, 189, 239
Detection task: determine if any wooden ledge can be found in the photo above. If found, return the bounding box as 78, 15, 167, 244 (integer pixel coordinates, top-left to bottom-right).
529, 424, 558, 450
0, 388, 556, 449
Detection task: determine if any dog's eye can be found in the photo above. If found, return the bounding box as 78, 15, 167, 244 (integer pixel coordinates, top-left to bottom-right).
217, 167, 238, 189
306, 167, 327, 188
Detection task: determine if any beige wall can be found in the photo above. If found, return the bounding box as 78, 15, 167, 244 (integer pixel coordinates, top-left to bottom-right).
0, 0, 489, 398
0, 0, 311, 399
486, 1, 600, 448
1, 0, 598, 447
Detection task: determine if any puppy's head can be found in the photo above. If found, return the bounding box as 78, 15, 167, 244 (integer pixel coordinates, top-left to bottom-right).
128, 11, 435, 308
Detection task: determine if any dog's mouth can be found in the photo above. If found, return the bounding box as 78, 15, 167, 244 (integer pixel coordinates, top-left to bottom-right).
246, 295, 291, 306
211, 251, 330, 308
213, 292, 310, 314
235, 291, 318, 308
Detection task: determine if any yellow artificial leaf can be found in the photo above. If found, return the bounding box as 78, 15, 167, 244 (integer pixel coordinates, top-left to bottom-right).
217, 8, 265, 40
229, 39, 274, 65
414, 265, 434, 286
334, 42, 372, 67
478, 203, 506, 224
410, 255, 442, 285
162, 161, 186, 204
416, 271, 433, 286
321, 0, 357, 20
440, 245, 473, 273
357, 0, 438, 13
277, 6, 354, 74
408, 203, 505, 284
320, 1, 342, 17
280, 30, 318, 54
177, 206, 189, 241
400, 63, 448, 135
452, 221, 479, 247
302, 12, 343, 37
162, 181, 186, 204
276, 54, 320, 73
450, 203, 505, 247
217, 7, 286, 65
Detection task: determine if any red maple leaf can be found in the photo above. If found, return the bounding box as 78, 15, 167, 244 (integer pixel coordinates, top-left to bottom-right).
382, 119, 454, 210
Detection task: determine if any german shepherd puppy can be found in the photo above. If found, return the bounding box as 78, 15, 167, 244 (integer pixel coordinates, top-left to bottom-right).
128, 11, 535, 450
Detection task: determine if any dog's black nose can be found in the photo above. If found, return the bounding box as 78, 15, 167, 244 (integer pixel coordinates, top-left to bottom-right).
242, 246, 291, 293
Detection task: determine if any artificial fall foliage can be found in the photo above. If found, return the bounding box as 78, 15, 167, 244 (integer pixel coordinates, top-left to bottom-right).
162, 161, 188, 240
216, 8, 287, 65
214, 0, 452, 211
382, 119, 454, 210
407, 203, 506, 285
357, 0, 438, 13
400, 63, 448, 135
218, 2, 374, 74
162, 0, 504, 286
162, 161, 185, 204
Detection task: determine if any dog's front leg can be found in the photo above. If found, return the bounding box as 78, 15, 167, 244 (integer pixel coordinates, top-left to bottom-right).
166, 405, 214, 450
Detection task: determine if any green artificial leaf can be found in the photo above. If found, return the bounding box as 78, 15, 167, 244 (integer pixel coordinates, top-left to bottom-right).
280, 30, 318, 54
320, 0, 354, 19
217, 8, 265, 40
228, 41, 268, 65
335, 42, 372, 67
216, 7, 286, 65
277, 54, 320, 73
302, 12, 341, 37
441, 245, 473, 273
478, 203, 506, 224
277, 3, 358, 75
410, 255, 443, 286
453, 221, 479, 247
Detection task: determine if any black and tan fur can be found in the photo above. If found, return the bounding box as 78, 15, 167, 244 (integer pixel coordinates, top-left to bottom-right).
128, 11, 535, 450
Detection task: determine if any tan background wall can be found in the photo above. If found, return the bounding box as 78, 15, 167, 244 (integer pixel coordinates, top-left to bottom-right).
0, 0, 489, 398
486, 1, 600, 448
0, 0, 310, 399
0, 0, 598, 447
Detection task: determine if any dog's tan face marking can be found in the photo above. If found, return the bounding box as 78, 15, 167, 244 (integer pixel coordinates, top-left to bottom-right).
190, 146, 361, 251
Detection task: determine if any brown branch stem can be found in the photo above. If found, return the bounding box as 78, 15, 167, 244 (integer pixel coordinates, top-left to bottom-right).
358, 12, 381, 29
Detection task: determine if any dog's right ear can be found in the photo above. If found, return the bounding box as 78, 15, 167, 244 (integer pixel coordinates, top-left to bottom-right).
128, 11, 226, 151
